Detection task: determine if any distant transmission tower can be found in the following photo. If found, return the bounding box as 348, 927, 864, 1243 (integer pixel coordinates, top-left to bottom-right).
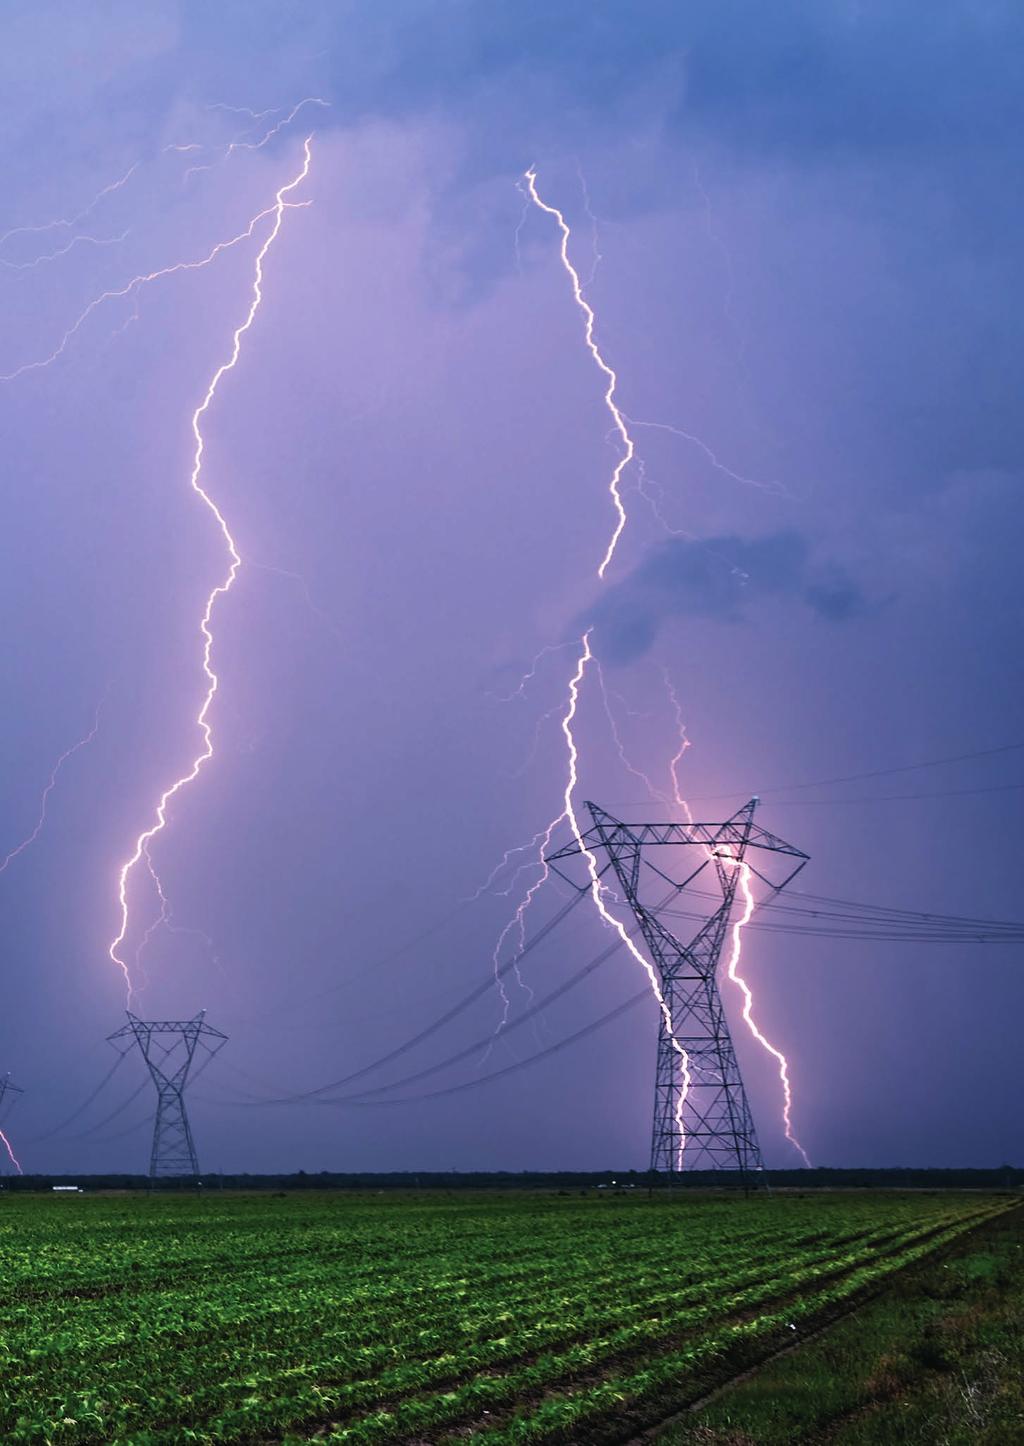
548, 800, 808, 1179
108, 1012, 227, 1180
0, 1074, 24, 1175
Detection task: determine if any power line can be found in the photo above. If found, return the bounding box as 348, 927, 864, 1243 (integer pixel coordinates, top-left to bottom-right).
763, 781, 1024, 806
677, 741, 1024, 802
310, 894, 674, 1106
59, 1077, 149, 1143
322, 989, 652, 1108
23, 1054, 127, 1144
233, 887, 590, 1105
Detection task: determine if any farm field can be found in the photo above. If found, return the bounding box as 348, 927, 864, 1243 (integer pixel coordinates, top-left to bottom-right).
0, 1189, 1013, 1445
666, 1196, 1024, 1444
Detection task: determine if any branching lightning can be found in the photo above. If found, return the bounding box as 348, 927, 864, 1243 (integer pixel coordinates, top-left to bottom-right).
596, 661, 666, 805
0, 201, 301, 382
1, 229, 128, 274
0, 162, 139, 253
478, 169, 693, 1153
107, 135, 315, 1000
0, 704, 103, 876
489, 164, 805, 1168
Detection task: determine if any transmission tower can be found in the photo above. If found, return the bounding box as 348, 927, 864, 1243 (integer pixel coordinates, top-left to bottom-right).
548, 799, 808, 1179
0, 1074, 24, 1176
108, 1012, 226, 1180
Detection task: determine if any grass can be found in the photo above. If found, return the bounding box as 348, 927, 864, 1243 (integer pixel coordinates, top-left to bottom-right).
0, 1189, 1012, 1444
660, 1196, 1024, 1444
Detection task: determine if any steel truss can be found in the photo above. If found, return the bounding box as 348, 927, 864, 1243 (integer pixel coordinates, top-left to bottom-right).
0, 1074, 23, 1175
108, 1012, 227, 1179
548, 799, 808, 1178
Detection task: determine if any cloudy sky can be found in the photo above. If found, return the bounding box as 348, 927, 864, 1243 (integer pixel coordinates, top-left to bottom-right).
2, 0, 1022, 1175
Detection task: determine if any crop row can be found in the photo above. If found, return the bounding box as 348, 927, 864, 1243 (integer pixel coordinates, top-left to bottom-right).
0, 1192, 1007, 1444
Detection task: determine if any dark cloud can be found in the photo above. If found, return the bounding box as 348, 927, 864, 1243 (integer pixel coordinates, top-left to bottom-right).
584, 531, 869, 663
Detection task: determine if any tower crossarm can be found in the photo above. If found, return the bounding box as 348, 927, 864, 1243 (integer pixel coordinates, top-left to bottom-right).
106, 1011, 227, 1179
544, 798, 809, 1178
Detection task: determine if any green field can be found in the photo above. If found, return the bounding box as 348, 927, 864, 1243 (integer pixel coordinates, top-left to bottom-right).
0, 1190, 1013, 1444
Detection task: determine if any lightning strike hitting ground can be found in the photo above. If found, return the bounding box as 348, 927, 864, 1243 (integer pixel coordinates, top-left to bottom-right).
724, 857, 812, 1166
659, 668, 807, 1160
500, 166, 804, 1167
0, 705, 103, 876
107, 136, 315, 1000
479, 168, 692, 1142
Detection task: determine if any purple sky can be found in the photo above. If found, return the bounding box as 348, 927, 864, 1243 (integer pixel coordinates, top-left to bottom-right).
1, 1, 1022, 1174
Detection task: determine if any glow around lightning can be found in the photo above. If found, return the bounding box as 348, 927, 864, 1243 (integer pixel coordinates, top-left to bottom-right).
108, 136, 314, 999
725, 858, 811, 1166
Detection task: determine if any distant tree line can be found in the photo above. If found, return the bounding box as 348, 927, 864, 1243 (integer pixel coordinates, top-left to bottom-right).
0, 1166, 1021, 1193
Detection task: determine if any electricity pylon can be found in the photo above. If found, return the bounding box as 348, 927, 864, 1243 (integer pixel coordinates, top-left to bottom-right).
0, 1074, 23, 1112
548, 799, 808, 1179
108, 1012, 226, 1180
0, 1074, 24, 1175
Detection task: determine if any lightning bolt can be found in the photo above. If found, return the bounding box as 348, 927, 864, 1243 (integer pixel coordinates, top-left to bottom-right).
184, 98, 328, 182
724, 857, 811, 1166
660, 665, 693, 818
0, 200, 302, 382
0, 161, 139, 253
479, 168, 692, 1158
134, 843, 220, 985
522, 168, 633, 580
625, 414, 788, 497
659, 667, 808, 1164
0, 1076, 23, 1176
0, 1129, 22, 1175
0, 229, 128, 273
0, 704, 103, 876
596, 661, 666, 805
498, 165, 802, 1169
107, 136, 315, 999
561, 634, 692, 1164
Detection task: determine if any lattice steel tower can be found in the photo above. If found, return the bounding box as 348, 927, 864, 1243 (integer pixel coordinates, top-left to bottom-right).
0, 1074, 24, 1175
108, 1012, 227, 1179
548, 799, 808, 1177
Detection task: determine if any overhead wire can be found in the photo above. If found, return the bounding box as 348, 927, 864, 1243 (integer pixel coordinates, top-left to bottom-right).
669, 740, 1024, 802
215, 886, 591, 1105
22, 1054, 127, 1144
308, 889, 677, 1105
316, 988, 652, 1108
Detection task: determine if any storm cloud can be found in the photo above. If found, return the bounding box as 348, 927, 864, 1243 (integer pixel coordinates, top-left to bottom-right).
583, 532, 869, 663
